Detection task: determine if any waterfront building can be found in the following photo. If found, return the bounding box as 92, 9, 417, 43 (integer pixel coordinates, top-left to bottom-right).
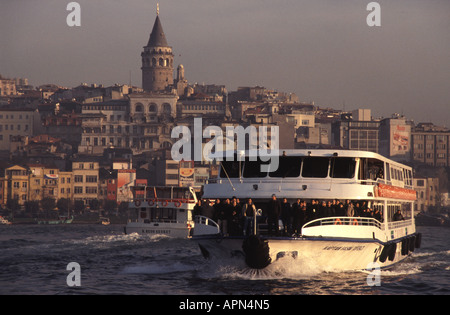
5, 165, 29, 206
72, 158, 100, 206
0, 108, 40, 151
411, 123, 450, 167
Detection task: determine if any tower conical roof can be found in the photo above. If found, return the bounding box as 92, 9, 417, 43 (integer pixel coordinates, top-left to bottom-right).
147, 15, 169, 47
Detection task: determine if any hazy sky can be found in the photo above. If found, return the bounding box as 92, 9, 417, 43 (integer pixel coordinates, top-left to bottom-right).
1, 0, 449, 126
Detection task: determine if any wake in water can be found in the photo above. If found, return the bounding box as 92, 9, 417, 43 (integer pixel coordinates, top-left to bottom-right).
70, 232, 171, 245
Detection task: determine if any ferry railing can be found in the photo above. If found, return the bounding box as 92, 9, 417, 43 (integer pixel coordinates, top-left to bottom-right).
302, 217, 384, 230
387, 219, 413, 230
194, 215, 219, 228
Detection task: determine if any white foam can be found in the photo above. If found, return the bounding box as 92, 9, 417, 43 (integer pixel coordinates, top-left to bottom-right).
204, 254, 325, 281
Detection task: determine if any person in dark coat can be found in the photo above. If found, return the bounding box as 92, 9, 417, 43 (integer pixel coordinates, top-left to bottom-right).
267, 194, 281, 236
193, 200, 204, 217
280, 198, 292, 235
228, 198, 241, 235
307, 200, 319, 221
393, 209, 405, 221
291, 198, 304, 235
242, 198, 257, 236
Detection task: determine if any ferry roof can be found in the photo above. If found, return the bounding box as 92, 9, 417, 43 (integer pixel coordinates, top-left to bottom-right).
210, 149, 412, 169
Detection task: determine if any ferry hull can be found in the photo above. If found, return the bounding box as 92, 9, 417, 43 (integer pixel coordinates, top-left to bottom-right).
195, 234, 419, 272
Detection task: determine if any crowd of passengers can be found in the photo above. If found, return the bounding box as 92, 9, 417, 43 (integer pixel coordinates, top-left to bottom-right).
193, 195, 395, 237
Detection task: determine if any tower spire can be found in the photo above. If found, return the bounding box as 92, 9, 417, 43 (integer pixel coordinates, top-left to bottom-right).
157, 3, 159, 16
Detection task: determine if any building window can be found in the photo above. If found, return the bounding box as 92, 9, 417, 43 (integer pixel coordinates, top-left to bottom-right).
85, 187, 97, 194
74, 175, 83, 183
86, 176, 97, 183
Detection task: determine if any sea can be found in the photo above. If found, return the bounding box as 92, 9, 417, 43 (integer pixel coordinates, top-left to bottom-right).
0, 224, 448, 297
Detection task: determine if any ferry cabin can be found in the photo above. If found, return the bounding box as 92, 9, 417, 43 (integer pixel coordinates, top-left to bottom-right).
202, 149, 416, 237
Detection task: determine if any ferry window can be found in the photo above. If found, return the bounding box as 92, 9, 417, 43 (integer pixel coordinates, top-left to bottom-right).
302, 157, 329, 178
359, 158, 384, 181
330, 158, 356, 178
243, 157, 269, 178
220, 160, 241, 178
269, 156, 302, 178
385, 163, 391, 181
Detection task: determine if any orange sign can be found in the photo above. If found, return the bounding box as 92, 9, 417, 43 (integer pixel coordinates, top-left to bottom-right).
376, 183, 417, 201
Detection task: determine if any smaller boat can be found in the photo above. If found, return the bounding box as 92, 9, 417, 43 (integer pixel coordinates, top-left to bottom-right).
0, 216, 12, 225
125, 186, 219, 238
37, 216, 74, 225
98, 217, 111, 225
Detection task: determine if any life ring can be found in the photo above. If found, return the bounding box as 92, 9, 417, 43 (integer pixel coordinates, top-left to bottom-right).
352, 219, 359, 226
161, 200, 168, 207
148, 199, 155, 206
334, 218, 342, 225
174, 200, 182, 208
135, 200, 141, 207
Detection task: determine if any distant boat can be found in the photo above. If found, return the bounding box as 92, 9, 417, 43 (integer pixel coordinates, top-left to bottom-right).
0, 216, 12, 225
125, 186, 219, 238
415, 213, 450, 227
98, 217, 110, 225
37, 216, 74, 225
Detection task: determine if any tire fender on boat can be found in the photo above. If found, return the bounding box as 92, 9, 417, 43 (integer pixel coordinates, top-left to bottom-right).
401, 238, 409, 256
408, 235, 416, 252
388, 242, 397, 261
415, 233, 422, 248
242, 235, 272, 269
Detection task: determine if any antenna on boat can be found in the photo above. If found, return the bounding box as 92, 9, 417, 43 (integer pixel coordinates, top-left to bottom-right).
220, 161, 236, 191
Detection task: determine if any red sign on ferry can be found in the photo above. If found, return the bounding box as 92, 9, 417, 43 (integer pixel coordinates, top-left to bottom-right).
376, 183, 417, 201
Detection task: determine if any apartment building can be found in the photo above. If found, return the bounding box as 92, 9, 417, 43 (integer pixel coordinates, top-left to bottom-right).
414, 177, 440, 213
0, 108, 40, 151
5, 165, 29, 206
72, 158, 99, 206
412, 123, 450, 167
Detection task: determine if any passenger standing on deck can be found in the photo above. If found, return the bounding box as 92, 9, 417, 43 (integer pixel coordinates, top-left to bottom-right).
307, 200, 319, 220
267, 194, 281, 236
203, 199, 215, 219
281, 198, 292, 235
291, 198, 303, 235
354, 202, 361, 217
345, 200, 355, 217
222, 198, 233, 235
193, 200, 204, 217
229, 198, 241, 235
373, 208, 382, 222
336, 202, 346, 216
213, 199, 226, 234
242, 198, 256, 236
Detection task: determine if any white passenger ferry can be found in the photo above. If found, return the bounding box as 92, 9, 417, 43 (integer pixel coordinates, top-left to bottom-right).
195, 149, 422, 271
126, 186, 219, 238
